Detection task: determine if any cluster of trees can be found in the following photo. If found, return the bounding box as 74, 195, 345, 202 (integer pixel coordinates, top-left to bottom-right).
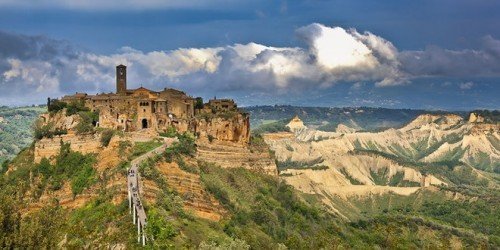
251, 119, 291, 134
37, 142, 97, 196
0, 107, 44, 164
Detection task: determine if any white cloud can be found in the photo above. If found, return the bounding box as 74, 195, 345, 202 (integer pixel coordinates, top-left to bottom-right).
459, 81, 474, 90
1, 23, 500, 105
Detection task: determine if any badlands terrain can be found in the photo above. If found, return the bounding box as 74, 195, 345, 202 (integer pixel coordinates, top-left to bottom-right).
264, 113, 499, 219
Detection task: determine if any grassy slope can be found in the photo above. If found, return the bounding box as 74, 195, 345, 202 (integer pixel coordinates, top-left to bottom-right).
0, 132, 497, 248
0, 141, 498, 249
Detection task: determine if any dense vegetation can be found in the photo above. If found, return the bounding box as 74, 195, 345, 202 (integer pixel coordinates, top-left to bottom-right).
0, 106, 45, 165
251, 119, 290, 134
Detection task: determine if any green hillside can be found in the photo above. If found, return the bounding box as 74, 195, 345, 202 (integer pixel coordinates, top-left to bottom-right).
244, 105, 466, 131
0, 136, 498, 248
0, 106, 46, 165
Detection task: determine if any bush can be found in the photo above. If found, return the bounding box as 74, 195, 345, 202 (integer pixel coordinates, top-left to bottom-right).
32, 142, 96, 197
100, 129, 115, 147
207, 134, 214, 143
66, 101, 90, 116
75, 111, 98, 134
160, 126, 177, 138
47, 100, 66, 113
33, 120, 67, 140
252, 119, 290, 134
164, 132, 196, 160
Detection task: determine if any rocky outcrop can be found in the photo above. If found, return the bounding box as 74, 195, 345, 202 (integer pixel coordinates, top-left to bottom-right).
194, 113, 250, 144
39, 110, 81, 131
156, 161, 225, 221
286, 115, 306, 132
34, 134, 101, 163
469, 113, 485, 123
196, 141, 278, 176
336, 124, 356, 134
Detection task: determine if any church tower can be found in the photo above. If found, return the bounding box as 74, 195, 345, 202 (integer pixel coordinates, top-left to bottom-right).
116, 64, 127, 94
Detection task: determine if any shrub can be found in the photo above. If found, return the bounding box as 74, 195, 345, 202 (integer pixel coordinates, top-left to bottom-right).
1, 159, 10, 174
33, 120, 67, 140
75, 111, 98, 134
66, 101, 90, 116
164, 132, 196, 160
252, 119, 291, 134
207, 134, 214, 143
100, 129, 115, 147
130, 140, 163, 159
160, 126, 177, 138
47, 99, 67, 113
145, 208, 178, 247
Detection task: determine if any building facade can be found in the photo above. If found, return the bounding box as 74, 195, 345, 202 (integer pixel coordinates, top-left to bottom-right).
58, 65, 198, 132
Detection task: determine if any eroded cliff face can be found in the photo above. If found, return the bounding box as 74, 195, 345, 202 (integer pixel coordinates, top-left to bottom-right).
196, 140, 278, 176
39, 111, 81, 131
194, 113, 250, 145
34, 134, 101, 163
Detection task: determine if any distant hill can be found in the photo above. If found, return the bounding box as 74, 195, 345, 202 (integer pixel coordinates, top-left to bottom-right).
0, 106, 46, 165
243, 105, 467, 132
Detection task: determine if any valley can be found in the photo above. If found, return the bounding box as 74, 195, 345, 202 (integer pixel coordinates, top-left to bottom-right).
0, 105, 498, 248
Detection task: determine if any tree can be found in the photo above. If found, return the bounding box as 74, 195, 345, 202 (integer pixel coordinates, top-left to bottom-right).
195, 97, 204, 109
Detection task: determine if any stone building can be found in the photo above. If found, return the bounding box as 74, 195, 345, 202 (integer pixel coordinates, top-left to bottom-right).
207, 98, 237, 111
56, 65, 199, 132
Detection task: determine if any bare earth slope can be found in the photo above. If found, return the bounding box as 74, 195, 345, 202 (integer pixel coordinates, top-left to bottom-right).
264, 114, 499, 218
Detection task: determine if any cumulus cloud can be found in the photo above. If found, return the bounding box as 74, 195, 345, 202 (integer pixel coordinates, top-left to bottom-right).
1, 23, 500, 105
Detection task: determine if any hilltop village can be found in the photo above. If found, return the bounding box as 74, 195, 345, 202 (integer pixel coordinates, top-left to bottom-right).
42, 65, 249, 142
34, 65, 277, 175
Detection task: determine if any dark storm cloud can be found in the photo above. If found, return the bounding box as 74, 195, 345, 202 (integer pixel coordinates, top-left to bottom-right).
400, 36, 500, 77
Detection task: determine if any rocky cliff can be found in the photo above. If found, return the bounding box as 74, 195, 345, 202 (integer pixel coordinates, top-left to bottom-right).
194, 113, 250, 145
196, 140, 277, 176
34, 134, 101, 163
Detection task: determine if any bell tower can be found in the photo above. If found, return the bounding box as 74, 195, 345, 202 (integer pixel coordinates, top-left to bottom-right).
116, 64, 127, 95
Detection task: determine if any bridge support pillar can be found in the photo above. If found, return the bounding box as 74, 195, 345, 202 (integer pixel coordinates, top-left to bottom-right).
142, 226, 146, 246
137, 221, 141, 243
133, 206, 136, 225
128, 190, 131, 214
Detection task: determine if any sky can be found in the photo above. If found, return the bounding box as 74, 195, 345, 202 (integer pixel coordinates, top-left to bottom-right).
0, 0, 499, 110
